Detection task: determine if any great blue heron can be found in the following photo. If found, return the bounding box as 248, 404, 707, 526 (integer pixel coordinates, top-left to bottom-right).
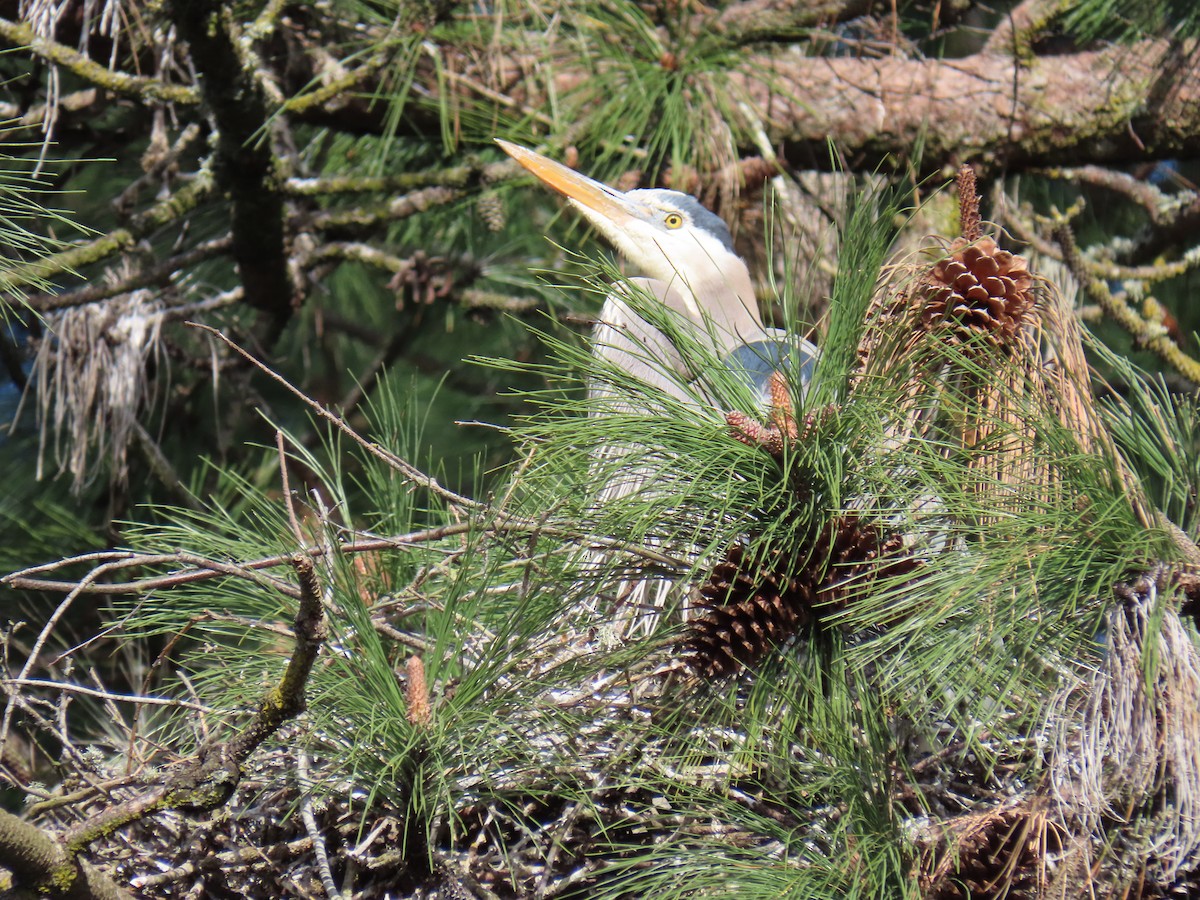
498, 140, 818, 634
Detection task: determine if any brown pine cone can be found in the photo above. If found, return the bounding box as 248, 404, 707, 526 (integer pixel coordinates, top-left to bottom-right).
922, 238, 1033, 345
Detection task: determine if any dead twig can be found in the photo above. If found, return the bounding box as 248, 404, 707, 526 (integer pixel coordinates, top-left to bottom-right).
1054, 221, 1200, 386
190, 323, 483, 511
4, 524, 690, 596
297, 750, 344, 899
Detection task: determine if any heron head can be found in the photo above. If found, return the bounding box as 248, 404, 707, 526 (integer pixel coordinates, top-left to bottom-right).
497, 140, 750, 311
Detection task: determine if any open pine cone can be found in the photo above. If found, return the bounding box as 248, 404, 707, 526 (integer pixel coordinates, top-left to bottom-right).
922, 805, 1047, 900
685, 517, 919, 677
922, 237, 1033, 345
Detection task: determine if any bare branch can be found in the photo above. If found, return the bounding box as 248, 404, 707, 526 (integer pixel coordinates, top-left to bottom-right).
4, 521, 691, 597
54, 554, 328, 854
0, 679, 215, 713
0, 17, 199, 105
23, 237, 233, 314
1055, 221, 1200, 387
189, 323, 484, 510
1036, 164, 1172, 219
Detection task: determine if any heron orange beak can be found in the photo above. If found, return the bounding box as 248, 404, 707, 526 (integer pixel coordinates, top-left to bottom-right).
496, 140, 647, 229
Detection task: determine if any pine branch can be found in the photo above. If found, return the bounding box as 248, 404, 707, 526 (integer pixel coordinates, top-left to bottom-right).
46, 553, 327, 853
308, 186, 465, 233
1002, 199, 1199, 282
0, 17, 199, 106
0, 168, 215, 298
283, 161, 497, 196
1036, 164, 1172, 218
1055, 221, 1200, 386
23, 237, 232, 314
2, 521, 689, 596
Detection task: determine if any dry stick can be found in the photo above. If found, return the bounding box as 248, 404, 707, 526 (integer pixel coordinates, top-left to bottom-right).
534, 798, 587, 899
26, 773, 142, 817
5, 523, 689, 595
297, 749, 345, 899
127, 616, 205, 774
373, 621, 431, 652
0, 561, 120, 755
129, 837, 314, 890
5, 548, 315, 596
308, 488, 347, 621
0, 679, 214, 713
278, 430, 307, 549
189, 322, 482, 511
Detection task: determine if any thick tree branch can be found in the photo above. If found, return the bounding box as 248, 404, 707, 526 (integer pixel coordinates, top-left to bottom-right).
277, 31, 1200, 174
2, 524, 691, 597
453, 39, 1198, 174
0, 807, 129, 899
742, 40, 1200, 171
168, 1, 292, 341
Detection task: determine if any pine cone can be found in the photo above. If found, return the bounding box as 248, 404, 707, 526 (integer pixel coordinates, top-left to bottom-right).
922, 238, 1033, 345
685, 518, 918, 677
476, 191, 507, 232
685, 543, 816, 678
923, 807, 1045, 900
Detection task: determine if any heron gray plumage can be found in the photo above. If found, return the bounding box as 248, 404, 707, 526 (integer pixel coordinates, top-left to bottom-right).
498, 140, 818, 633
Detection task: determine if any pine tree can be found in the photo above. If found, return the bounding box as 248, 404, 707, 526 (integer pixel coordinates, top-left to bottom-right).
0, 1, 1197, 896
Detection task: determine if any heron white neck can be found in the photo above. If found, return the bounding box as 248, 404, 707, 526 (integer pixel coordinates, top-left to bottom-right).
670, 260, 765, 352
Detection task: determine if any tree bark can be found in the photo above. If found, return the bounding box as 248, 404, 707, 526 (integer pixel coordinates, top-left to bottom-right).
744, 41, 1199, 172
167, 1, 292, 343
473, 39, 1199, 174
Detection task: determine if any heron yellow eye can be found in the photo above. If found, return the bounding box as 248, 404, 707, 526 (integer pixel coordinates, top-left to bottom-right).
664, 212, 683, 229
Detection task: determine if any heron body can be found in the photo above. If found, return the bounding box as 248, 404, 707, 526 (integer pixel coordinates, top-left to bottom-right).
498, 140, 818, 633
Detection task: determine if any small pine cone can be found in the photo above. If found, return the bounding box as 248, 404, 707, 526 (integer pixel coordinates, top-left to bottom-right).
477, 191, 506, 232
957, 165, 982, 242
686, 518, 919, 677
922, 238, 1033, 345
